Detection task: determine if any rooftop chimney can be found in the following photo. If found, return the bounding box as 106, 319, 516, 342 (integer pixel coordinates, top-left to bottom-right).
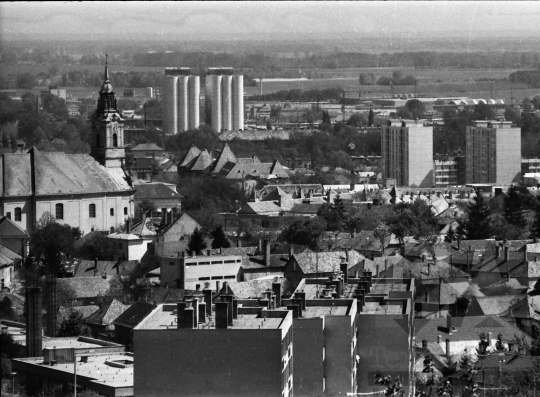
496, 245, 501, 257
447, 315, 453, 335
215, 302, 228, 329
295, 291, 306, 310
203, 284, 212, 316
272, 279, 282, 308
505, 246, 509, 262
487, 332, 492, 347
445, 339, 451, 359
222, 295, 234, 326
291, 298, 303, 317
422, 340, 428, 349
287, 305, 300, 318
288, 245, 294, 259
237, 239, 241, 248
198, 302, 206, 324
264, 240, 271, 267
340, 261, 348, 284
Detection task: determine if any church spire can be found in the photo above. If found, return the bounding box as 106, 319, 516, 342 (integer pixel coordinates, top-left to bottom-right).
104, 53, 110, 83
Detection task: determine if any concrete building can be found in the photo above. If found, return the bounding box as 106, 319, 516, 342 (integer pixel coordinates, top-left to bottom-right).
159, 252, 244, 289
133, 300, 293, 397
205, 68, 244, 132
433, 155, 466, 187
162, 67, 201, 134
107, 232, 153, 261
381, 120, 434, 187
465, 120, 521, 184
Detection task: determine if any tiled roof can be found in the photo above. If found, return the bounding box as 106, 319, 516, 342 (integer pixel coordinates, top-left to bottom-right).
1, 150, 132, 197
401, 260, 470, 280
220, 160, 289, 180
0, 244, 21, 266
292, 250, 365, 274
189, 149, 213, 171
210, 143, 237, 173
470, 295, 525, 316
501, 295, 540, 321
85, 298, 130, 326
415, 281, 483, 305
112, 302, 156, 328
415, 315, 534, 344
237, 202, 282, 215
0, 216, 29, 237
224, 278, 292, 299
130, 143, 164, 152
57, 277, 113, 299
178, 145, 201, 167
134, 183, 180, 200
288, 203, 324, 214
67, 259, 118, 278
57, 306, 99, 324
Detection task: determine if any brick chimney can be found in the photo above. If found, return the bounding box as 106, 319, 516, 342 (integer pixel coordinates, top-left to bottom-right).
215, 302, 228, 329
203, 283, 212, 316
445, 339, 451, 359
46, 275, 58, 337
291, 298, 303, 317
264, 240, 271, 267
505, 246, 510, 262
340, 261, 348, 284
272, 279, 282, 308
287, 304, 300, 318
26, 286, 43, 357
447, 314, 453, 334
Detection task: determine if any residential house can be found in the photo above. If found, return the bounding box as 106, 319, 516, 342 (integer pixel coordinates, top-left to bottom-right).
57, 276, 115, 306
500, 295, 540, 338
133, 182, 181, 212
112, 301, 156, 351
85, 298, 130, 341
107, 232, 153, 261
0, 215, 29, 257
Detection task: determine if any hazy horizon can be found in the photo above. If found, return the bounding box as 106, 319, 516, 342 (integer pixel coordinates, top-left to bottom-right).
2, 1, 540, 42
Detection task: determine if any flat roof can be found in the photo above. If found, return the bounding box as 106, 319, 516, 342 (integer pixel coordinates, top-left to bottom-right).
12, 353, 133, 397
301, 306, 348, 318
135, 304, 287, 330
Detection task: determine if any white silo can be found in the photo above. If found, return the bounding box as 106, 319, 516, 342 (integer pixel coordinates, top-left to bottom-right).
221, 75, 233, 131
233, 74, 244, 130
211, 74, 222, 132
177, 75, 189, 133
188, 75, 200, 130
163, 75, 178, 135
205, 75, 214, 126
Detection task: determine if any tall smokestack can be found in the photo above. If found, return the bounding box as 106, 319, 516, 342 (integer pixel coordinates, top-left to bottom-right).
26, 286, 43, 357
46, 275, 58, 337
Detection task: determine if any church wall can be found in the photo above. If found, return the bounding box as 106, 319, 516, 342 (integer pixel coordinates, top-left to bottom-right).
1, 198, 31, 231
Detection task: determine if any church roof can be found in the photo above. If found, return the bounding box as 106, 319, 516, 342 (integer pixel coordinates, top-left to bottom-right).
0, 149, 133, 197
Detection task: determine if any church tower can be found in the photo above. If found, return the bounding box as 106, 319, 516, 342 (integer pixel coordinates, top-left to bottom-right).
91, 55, 125, 168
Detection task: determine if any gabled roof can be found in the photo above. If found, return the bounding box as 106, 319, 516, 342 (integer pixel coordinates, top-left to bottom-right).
290, 250, 365, 274
85, 298, 130, 326
0, 216, 29, 237
189, 149, 213, 171
0, 244, 21, 266
210, 143, 237, 173
178, 145, 201, 167
134, 183, 180, 200
57, 277, 112, 300
112, 302, 156, 328
66, 259, 117, 278
130, 143, 164, 152
501, 295, 540, 320
223, 278, 292, 299
237, 202, 282, 215
1, 150, 132, 197
469, 295, 525, 316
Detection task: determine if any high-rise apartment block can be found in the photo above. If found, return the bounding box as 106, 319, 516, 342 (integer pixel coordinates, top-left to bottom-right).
465, 120, 521, 184
381, 120, 434, 187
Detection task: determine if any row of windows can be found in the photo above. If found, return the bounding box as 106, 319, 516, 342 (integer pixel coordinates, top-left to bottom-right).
7, 204, 128, 222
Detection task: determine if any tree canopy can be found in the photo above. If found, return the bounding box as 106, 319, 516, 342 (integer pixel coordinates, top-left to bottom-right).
465, 191, 492, 240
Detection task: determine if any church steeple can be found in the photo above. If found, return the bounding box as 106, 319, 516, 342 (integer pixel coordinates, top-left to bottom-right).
91, 54, 125, 168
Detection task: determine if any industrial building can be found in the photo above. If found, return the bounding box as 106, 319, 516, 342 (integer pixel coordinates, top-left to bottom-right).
465, 120, 521, 184
205, 67, 244, 132
162, 67, 244, 134
381, 120, 434, 187
133, 298, 293, 397
162, 67, 200, 134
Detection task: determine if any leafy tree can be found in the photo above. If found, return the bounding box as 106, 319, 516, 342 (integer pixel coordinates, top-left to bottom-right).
17, 72, 37, 89
532, 199, 540, 238
57, 312, 91, 337
266, 120, 272, 130
211, 225, 231, 249
279, 217, 327, 249
74, 231, 115, 261
465, 191, 492, 240
188, 228, 207, 254
346, 112, 366, 127
445, 227, 455, 243
503, 185, 526, 227
374, 372, 405, 396
30, 213, 82, 277
495, 333, 507, 352
368, 108, 374, 126
135, 199, 155, 221
1, 332, 23, 379
476, 333, 490, 358
373, 223, 390, 256
403, 99, 425, 120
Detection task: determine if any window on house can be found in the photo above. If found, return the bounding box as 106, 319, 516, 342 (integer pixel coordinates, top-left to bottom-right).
113, 133, 118, 148
89, 204, 96, 218
55, 204, 64, 220
110, 208, 114, 216
14, 207, 22, 222
110, 227, 114, 233
124, 207, 128, 215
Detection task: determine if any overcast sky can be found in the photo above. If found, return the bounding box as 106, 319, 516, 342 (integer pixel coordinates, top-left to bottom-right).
2, 1, 540, 40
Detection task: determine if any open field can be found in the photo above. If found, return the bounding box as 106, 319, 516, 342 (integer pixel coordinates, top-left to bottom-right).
4, 64, 539, 101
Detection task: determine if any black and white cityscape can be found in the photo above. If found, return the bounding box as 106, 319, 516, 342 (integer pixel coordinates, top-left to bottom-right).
1, 2, 540, 396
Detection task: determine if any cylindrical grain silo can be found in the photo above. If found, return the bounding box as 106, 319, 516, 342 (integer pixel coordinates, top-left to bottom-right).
188, 75, 200, 131
233, 74, 244, 130
221, 75, 233, 131
162, 75, 178, 135
177, 75, 189, 133
211, 74, 222, 132
205, 74, 213, 126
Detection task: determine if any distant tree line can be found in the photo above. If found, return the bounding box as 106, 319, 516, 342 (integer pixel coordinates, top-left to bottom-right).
509, 69, 540, 88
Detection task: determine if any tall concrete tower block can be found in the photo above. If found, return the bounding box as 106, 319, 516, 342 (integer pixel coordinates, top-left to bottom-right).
177, 75, 189, 133
233, 75, 244, 131
221, 75, 233, 131
188, 75, 200, 130
211, 74, 223, 132
163, 75, 178, 135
